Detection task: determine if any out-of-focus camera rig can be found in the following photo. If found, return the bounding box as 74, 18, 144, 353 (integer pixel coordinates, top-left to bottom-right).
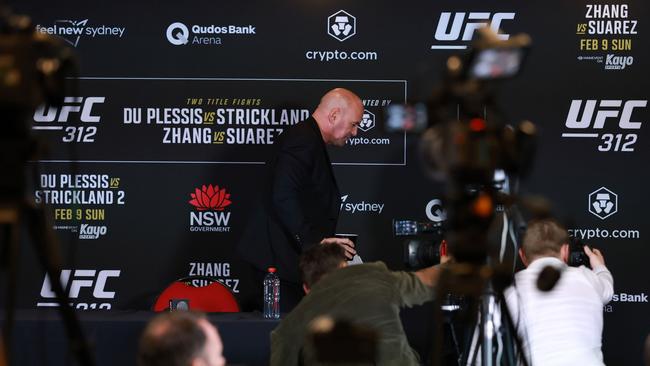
388, 27, 536, 366
0, 6, 93, 366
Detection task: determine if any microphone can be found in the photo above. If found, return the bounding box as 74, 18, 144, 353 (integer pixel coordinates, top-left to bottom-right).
536, 265, 562, 292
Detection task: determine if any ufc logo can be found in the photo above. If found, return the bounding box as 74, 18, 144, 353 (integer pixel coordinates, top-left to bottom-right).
40, 269, 120, 299
33, 96, 105, 123
565, 100, 647, 129
434, 12, 515, 41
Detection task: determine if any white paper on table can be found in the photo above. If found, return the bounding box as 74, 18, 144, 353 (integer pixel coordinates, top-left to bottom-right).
347, 254, 363, 265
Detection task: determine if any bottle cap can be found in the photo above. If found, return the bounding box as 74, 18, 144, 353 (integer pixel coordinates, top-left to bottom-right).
267, 267, 277, 273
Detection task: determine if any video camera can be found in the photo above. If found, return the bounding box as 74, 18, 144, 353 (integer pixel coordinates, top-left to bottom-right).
386, 27, 535, 266
393, 219, 445, 269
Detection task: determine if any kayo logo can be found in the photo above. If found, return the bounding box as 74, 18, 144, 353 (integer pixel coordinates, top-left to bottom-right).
79, 224, 107, 240
588, 187, 617, 220
328, 10, 356, 42
38, 269, 121, 310
189, 184, 232, 232
340, 195, 384, 214
167, 22, 189, 45
605, 55, 633, 70
432, 12, 515, 49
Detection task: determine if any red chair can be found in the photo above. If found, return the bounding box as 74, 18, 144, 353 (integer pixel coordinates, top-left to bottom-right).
153, 276, 240, 312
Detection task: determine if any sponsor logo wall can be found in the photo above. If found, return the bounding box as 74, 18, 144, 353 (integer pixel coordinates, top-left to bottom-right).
13, 1, 649, 364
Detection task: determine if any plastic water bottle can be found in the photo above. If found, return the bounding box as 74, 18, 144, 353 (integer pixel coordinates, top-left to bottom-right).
263, 267, 280, 319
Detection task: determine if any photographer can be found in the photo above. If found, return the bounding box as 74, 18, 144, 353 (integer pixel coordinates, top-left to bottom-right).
271, 243, 441, 365
505, 219, 614, 365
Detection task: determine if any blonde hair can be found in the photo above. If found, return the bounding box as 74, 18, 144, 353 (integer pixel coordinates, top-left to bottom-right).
522, 219, 568, 261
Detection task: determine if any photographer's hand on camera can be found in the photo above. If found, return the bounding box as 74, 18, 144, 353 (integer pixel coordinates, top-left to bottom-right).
320, 237, 356, 260
584, 246, 605, 269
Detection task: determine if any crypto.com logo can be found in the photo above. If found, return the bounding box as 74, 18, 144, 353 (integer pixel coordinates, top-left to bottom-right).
426, 199, 447, 222
328, 10, 356, 42
589, 187, 618, 220
167, 22, 189, 45
359, 110, 375, 132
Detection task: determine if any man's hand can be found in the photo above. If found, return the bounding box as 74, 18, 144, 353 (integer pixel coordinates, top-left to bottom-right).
320, 237, 356, 259
584, 246, 605, 268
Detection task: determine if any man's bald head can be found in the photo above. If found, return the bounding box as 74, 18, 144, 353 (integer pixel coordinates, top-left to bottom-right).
138, 311, 226, 366
313, 88, 364, 146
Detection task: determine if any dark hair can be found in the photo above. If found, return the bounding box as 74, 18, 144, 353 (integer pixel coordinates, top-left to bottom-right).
522, 219, 569, 261
137, 311, 207, 366
299, 243, 347, 288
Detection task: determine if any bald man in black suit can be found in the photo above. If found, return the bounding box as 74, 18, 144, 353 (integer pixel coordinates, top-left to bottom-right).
239, 88, 363, 311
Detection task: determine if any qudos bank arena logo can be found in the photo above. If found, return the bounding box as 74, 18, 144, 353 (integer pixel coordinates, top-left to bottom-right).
189, 184, 232, 232
167, 22, 190, 45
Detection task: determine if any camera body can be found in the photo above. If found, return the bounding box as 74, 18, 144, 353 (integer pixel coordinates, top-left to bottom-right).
393, 220, 445, 269
568, 237, 592, 269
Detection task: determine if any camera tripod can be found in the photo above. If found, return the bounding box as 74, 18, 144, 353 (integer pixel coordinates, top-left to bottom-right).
0, 199, 95, 366
432, 262, 530, 366
0, 131, 94, 365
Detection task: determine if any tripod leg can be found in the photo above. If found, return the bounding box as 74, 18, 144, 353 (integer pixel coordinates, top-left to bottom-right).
0, 220, 20, 366
25, 205, 95, 366
497, 292, 530, 366
431, 268, 450, 366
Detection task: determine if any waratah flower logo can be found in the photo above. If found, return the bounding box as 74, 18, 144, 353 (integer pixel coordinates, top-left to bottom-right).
189, 184, 232, 211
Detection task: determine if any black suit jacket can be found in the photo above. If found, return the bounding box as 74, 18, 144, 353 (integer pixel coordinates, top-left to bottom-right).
238, 117, 341, 283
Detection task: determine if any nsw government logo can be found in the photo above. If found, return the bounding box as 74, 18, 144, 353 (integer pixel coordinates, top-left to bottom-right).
189, 184, 232, 232
588, 187, 617, 220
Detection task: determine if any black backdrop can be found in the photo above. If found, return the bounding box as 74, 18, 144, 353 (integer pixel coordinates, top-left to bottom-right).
8, 0, 649, 364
